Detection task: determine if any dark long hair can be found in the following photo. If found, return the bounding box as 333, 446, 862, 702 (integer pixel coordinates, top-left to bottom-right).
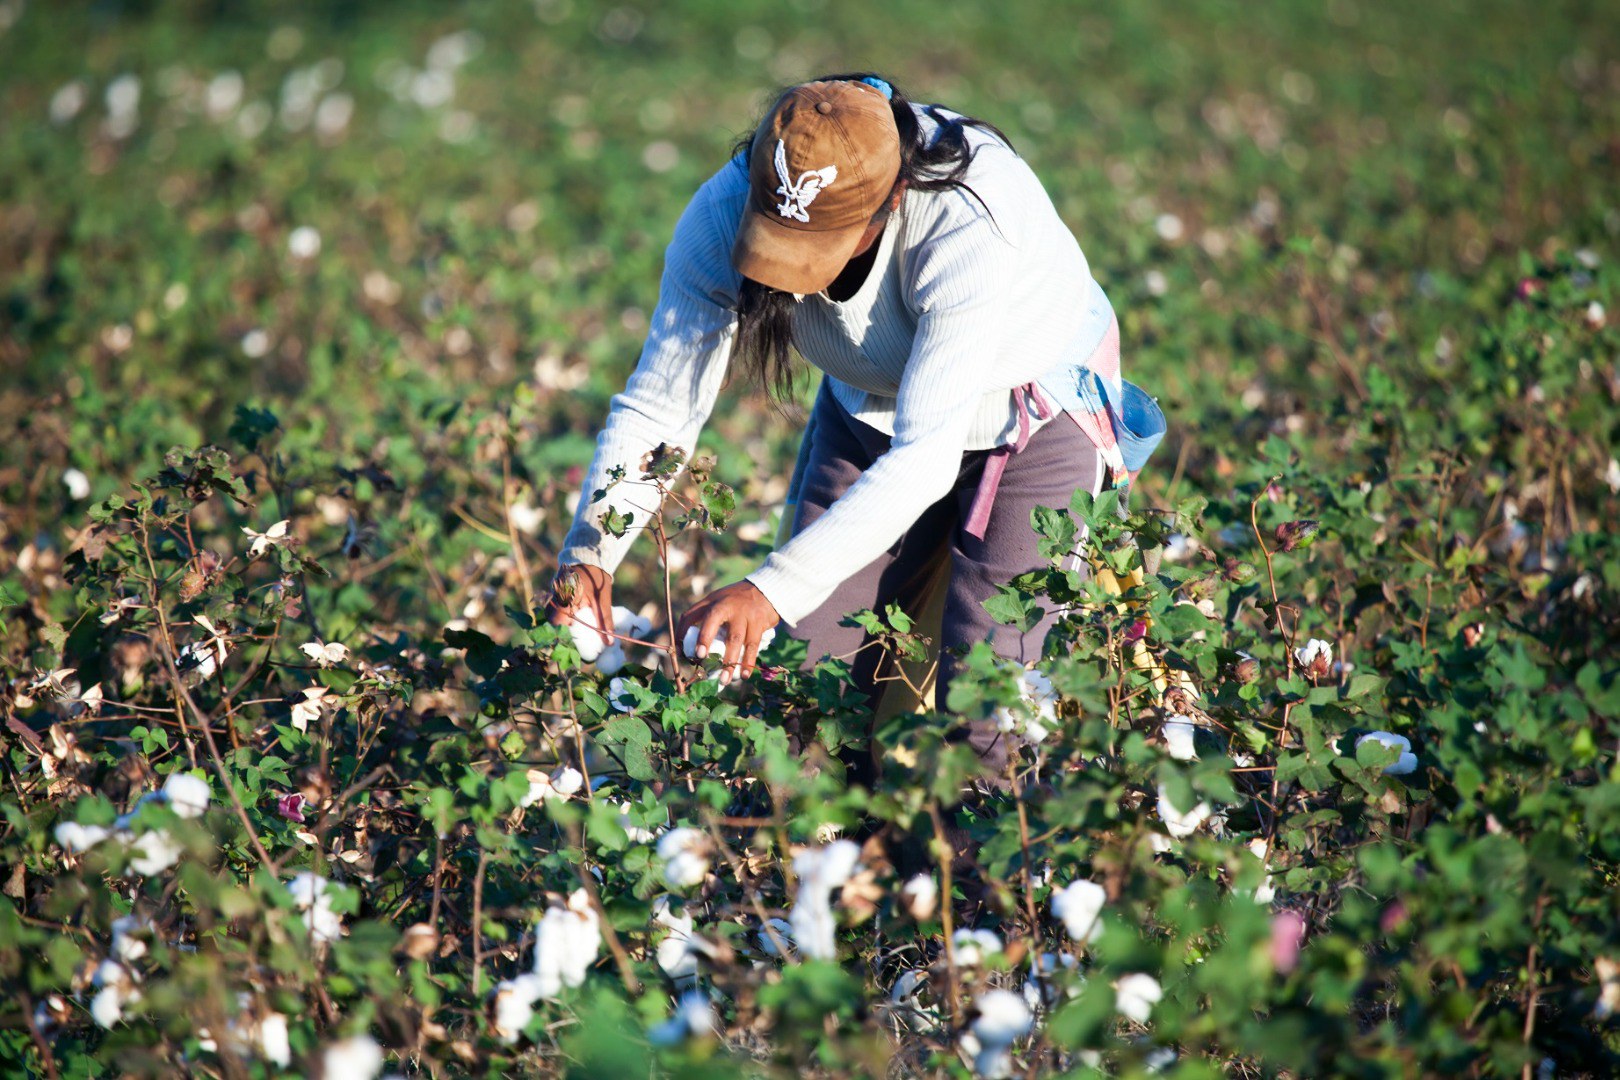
730, 73, 1015, 400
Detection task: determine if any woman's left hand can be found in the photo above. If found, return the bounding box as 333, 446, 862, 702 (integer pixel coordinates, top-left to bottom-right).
676, 581, 780, 685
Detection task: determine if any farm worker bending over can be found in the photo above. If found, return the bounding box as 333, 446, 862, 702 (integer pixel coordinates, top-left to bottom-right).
546, 73, 1161, 777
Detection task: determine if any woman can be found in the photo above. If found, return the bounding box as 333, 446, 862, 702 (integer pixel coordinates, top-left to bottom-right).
547, 74, 1158, 770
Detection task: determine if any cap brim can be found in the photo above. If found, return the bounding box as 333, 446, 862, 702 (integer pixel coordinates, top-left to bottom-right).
732, 207, 866, 295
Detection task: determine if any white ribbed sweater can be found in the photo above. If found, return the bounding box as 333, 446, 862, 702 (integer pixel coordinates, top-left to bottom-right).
559, 109, 1114, 626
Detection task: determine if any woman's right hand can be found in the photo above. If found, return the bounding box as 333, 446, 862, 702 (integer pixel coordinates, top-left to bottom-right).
545, 563, 615, 648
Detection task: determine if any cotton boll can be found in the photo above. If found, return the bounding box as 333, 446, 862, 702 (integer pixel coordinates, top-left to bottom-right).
652, 896, 705, 986
1022, 951, 1082, 1010
606, 676, 637, 712
568, 606, 614, 662
899, 873, 938, 920
1113, 972, 1163, 1024
531, 889, 601, 999
610, 799, 659, 843
90, 960, 141, 1028
287, 872, 344, 944
1051, 880, 1106, 944
656, 828, 712, 890
491, 973, 545, 1045
1162, 716, 1199, 761
1245, 839, 1278, 904
550, 766, 585, 796
55, 821, 113, 853
681, 624, 774, 661
756, 917, 795, 958
162, 771, 211, 818
127, 829, 184, 876
951, 928, 1004, 968
321, 1034, 385, 1079
1356, 731, 1419, 775
110, 914, 149, 963
256, 1011, 292, 1068
287, 226, 322, 260
63, 468, 91, 500
1293, 638, 1333, 680
994, 667, 1059, 742
613, 605, 653, 642
967, 989, 1033, 1078
788, 840, 862, 960
1156, 785, 1212, 839
594, 642, 628, 675
647, 990, 714, 1046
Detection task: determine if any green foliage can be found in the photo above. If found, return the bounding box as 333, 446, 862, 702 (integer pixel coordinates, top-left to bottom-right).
1, 0, 1618, 1077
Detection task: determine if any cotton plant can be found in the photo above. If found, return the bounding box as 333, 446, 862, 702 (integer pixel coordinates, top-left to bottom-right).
961, 989, 1034, 1078
490, 973, 547, 1045
181, 615, 231, 683
755, 917, 796, 959
787, 840, 862, 961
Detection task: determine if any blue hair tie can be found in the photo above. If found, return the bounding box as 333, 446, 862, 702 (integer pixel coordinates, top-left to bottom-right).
859, 76, 894, 100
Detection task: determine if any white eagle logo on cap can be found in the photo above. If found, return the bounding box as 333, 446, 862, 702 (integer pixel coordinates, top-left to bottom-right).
772, 139, 837, 222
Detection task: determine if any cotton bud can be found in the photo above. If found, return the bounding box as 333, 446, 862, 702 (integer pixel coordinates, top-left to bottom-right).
1233, 652, 1260, 684
1461, 622, 1485, 647
1113, 972, 1163, 1023
1293, 638, 1333, 681
899, 874, 938, 921
656, 828, 713, 890
1272, 519, 1319, 553
1051, 880, 1106, 944
400, 923, 440, 960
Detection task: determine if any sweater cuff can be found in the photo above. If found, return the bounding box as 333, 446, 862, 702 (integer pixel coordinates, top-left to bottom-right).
745, 552, 826, 629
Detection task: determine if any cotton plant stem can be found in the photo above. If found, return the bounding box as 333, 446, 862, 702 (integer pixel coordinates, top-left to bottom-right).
471, 848, 489, 997
501, 455, 537, 618
928, 801, 963, 1028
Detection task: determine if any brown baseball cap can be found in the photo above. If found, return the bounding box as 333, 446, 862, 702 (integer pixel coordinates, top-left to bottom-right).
731, 80, 902, 295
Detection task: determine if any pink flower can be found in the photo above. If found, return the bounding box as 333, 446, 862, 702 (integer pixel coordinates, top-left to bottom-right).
1380, 900, 1408, 935
1123, 620, 1148, 646
1270, 911, 1306, 974
276, 793, 306, 823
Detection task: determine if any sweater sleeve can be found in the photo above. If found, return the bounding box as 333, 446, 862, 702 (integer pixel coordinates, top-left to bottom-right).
557, 170, 743, 574
745, 212, 1017, 626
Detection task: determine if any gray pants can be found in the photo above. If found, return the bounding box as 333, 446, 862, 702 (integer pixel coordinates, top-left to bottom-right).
782, 383, 1104, 781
